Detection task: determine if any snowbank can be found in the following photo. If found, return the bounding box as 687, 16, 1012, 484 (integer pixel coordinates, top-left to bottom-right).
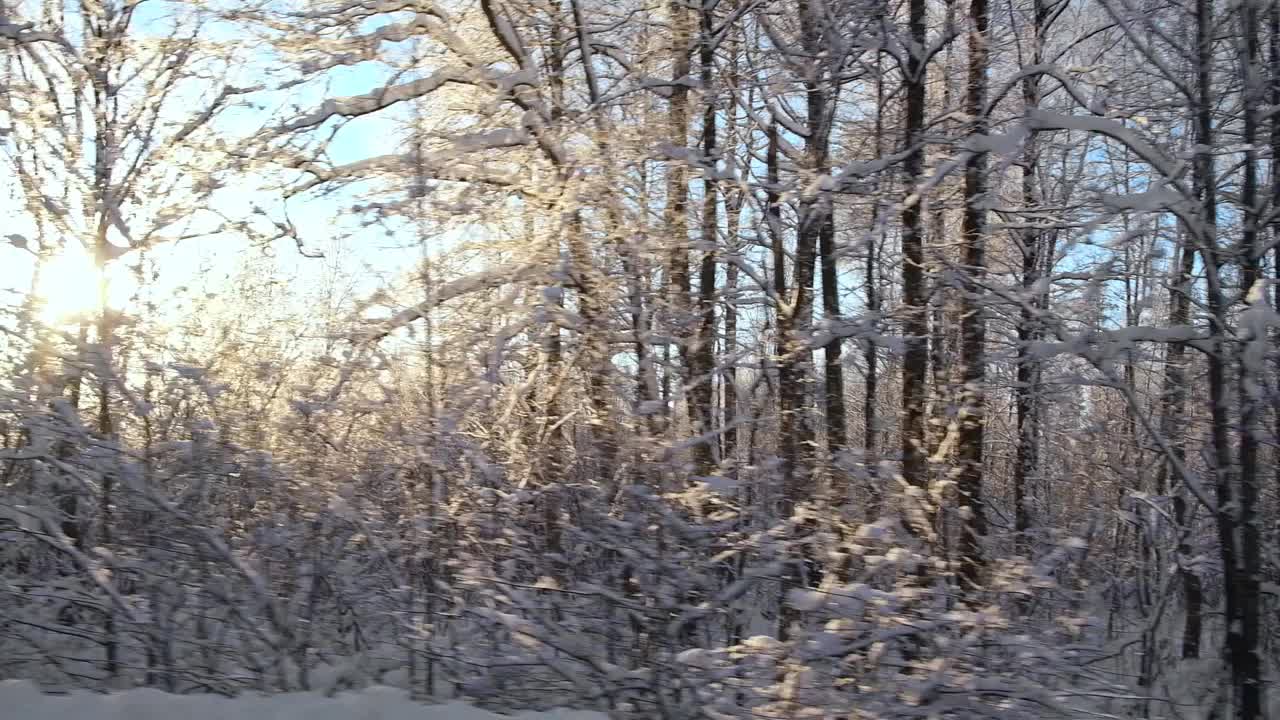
0, 681, 608, 720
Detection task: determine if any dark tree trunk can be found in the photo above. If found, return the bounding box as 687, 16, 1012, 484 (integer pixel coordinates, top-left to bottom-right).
1194, 0, 1261, 713
776, 0, 827, 517
1270, 0, 1280, 525
900, 0, 930, 509
1013, 0, 1048, 557
820, 212, 845, 496
1156, 227, 1202, 659
89, 14, 119, 675
863, 56, 886, 520
956, 0, 990, 591
1231, 0, 1264, 714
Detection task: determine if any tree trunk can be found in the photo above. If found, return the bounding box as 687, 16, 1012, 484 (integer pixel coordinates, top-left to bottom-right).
1156, 226, 1202, 659
800, 11, 843, 500
900, 0, 930, 511
820, 212, 845, 496
90, 12, 119, 677
723, 191, 742, 463
863, 56, 886, 520
666, 0, 695, 472
721, 33, 743, 466
1013, 0, 1047, 558
691, 2, 719, 476
776, 0, 827, 517
764, 122, 793, 515
1270, 0, 1280, 524
1194, 0, 1261, 712
956, 0, 990, 591
1231, 0, 1263, 714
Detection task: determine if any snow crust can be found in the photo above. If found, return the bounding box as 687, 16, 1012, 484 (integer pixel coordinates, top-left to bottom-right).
0, 681, 607, 720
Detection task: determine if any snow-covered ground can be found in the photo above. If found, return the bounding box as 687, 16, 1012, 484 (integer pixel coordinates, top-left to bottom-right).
0, 681, 608, 720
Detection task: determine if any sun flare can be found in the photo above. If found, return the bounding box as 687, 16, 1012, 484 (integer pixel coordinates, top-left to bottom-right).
35, 242, 106, 324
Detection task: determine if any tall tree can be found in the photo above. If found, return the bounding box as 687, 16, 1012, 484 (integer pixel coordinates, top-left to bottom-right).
1227, 0, 1264, 714
900, 0, 932, 519
691, 0, 720, 477
956, 0, 991, 589
666, 0, 700, 476
1012, 0, 1053, 556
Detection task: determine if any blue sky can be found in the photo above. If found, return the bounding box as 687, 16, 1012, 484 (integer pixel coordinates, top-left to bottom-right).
0, 3, 435, 335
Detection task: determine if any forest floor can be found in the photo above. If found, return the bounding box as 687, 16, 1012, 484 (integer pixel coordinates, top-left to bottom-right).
0, 680, 607, 720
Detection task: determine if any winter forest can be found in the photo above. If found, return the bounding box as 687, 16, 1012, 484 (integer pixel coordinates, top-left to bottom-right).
1, 0, 1279, 717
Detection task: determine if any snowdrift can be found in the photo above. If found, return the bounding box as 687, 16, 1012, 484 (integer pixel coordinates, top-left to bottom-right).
0, 681, 607, 720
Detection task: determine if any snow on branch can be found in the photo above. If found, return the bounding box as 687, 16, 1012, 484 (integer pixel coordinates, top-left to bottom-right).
353, 263, 542, 344
1031, 324, 1213, 361
275, 68, 474, 134
0, 20, 77, 53
1025, 110, 1189, 192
